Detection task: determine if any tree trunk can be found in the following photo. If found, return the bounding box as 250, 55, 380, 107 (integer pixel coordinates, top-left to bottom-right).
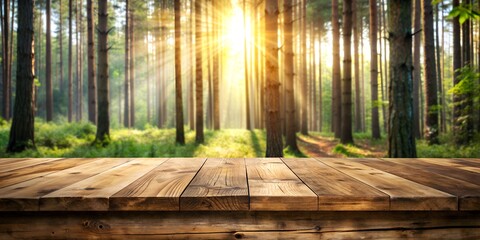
213, 0, 220, 130
413, 0, 422, 139
422, 0, 439, 144
369, 0, 381, 139
2, 0, 10, 121
284, 0, 298, 151
311, 24, 317, 132
124, 0, 130, 128
435, 4, 445, 133
59, 0, 64, 93
189, 0, 195, 131
7, 0, 35, 152
175, 0, 185, 145
300, 0, 308, 135
87, 0, 97, 124
243, 0, 251, 130
265, 0, 283, 157
195, 0, 204, 143
331, 0, 342, 137
46, 0, 53, 122
462, 0, 473, 143
387, 0, 417, 157
95, 0, 110, 143
68, 0, 73, 122
129, 8, 135, 127
341, 0, 354, 144
318, 29, 323, 132
353, 0, 361, 132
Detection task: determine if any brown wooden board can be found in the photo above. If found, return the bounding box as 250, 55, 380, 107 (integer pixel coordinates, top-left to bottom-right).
247, 158, 317, 211
0, 158, 132, 211
357, 158, 480, 211
0, 158, 95, 189
282, 158, 389, 210
318, 158, 457, 211
39, 158, 166, 211
0, 158, 29, 166
110, 158, 206, 211
1, 211, 479, 239
383, 158, 480, 186
0, 158, 62, 173
180, 158, 249, 211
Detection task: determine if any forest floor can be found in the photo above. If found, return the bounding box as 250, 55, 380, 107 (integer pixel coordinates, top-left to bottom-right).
0, 121, 478, 158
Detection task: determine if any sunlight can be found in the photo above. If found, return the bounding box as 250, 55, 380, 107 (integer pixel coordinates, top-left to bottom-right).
224, 5, 248, 54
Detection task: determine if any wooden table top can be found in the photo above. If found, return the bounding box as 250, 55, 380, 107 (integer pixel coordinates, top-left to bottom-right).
0, 158, 479, 211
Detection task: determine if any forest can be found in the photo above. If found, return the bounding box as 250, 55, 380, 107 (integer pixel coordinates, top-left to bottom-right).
0, 0, 479, 158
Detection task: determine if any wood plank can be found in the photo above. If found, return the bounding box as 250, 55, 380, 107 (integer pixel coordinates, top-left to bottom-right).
1, 211, 479, 239
246, 158, 317, 211
40, 158, 166, 211
282, 158, 389, 210
110, 158, 206, 211
0, 158, 96, 188
0, 158, 132, 211
0, 158, 28, 166
180, 158, 248, 211
451, 158, 480, 168
357, 158, 480, 211
413, 158, 480, 173
0, 158, 62, 173
384, 158, 480, 186
318, 158, 457, 210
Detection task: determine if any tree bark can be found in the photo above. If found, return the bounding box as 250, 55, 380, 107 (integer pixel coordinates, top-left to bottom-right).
95, 0, 110, 143
422, 0, 439, 144
129, 7, 135, 128
213, 0, 220, 130
387, 0, 417, 157
87, 0, 97, 124
195, 0, 204, 143
243, 0, 251, 130
435, 4, 445, 133
341, 0, 354, 144
300, 0, 308, 135
59, 0, 64, 92
124, 0, 130, 128
2, 0, 10, 121
331, 0, 342, 137
46, 0, 53, 122
175, 0, 185, 145
7, 0, 35, 152
413, 0, 422, 139
284, 0, 298, 151
189, 0, 195, 131
353, 0, 361, 132
265, 0, 283, 157
68, 0, 73, 122
369, 0, 380, 139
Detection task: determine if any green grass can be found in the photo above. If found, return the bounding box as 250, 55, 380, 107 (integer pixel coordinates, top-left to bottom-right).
0, 121, 305, 158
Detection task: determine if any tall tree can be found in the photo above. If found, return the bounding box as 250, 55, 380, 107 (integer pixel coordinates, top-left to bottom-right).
68, 0, 73, 122
422, 0, 439, 144
413, 0, 422, 138
124, 0, 130, 127
461, 0, 473, 143
46, 0, 53, 121
243, 0, 252, 130
452, 0, 463, 144
87, 0, 97, 124
331, 0, 342, 137
7, 0, 35, 152
300, 0, 308, 135
265, 0, 283, 157
195, 0, 204, 143
284, 0, 298, 151
175, 0, 185, 145
129, 6, 135, 127
369, 0, 381, 139
212, 0, 220, 130
341, 0, 354, 144
95, 0, 110, 143
2, 0, 10, 121
387, 0, 417, 157
59, 0, 64, 92
353, 0, 361, 132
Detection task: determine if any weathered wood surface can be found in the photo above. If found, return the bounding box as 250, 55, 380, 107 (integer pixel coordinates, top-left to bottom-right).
1, 211, 479, 239
0, 158, 478, 212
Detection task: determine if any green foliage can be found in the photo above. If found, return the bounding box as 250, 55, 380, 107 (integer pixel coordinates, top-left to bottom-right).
333, 144, 364, 158
417, 133, 480, 158
448, 3, 480, 24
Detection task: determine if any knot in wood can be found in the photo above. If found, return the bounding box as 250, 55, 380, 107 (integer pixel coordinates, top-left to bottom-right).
83, 220, 111, 233
234, 233, 244, 239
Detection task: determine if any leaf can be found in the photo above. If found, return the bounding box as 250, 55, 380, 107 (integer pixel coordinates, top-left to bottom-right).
432, 0, 443, 5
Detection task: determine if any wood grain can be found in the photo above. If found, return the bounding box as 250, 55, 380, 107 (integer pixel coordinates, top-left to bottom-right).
383, 158, 480, 186
0, 158, 132, 211
39, 158, 166, 211
1, 211, 479, 239
180, 158, 248, 211
0, 158, 95, 188
282, 158, 389, 210
0, 158, 61, 173
0, 158, 28, 166
318, 158, 457, 210
110, 158, 206, 211
357, 158, 480, 211
247, 158, 317, 211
